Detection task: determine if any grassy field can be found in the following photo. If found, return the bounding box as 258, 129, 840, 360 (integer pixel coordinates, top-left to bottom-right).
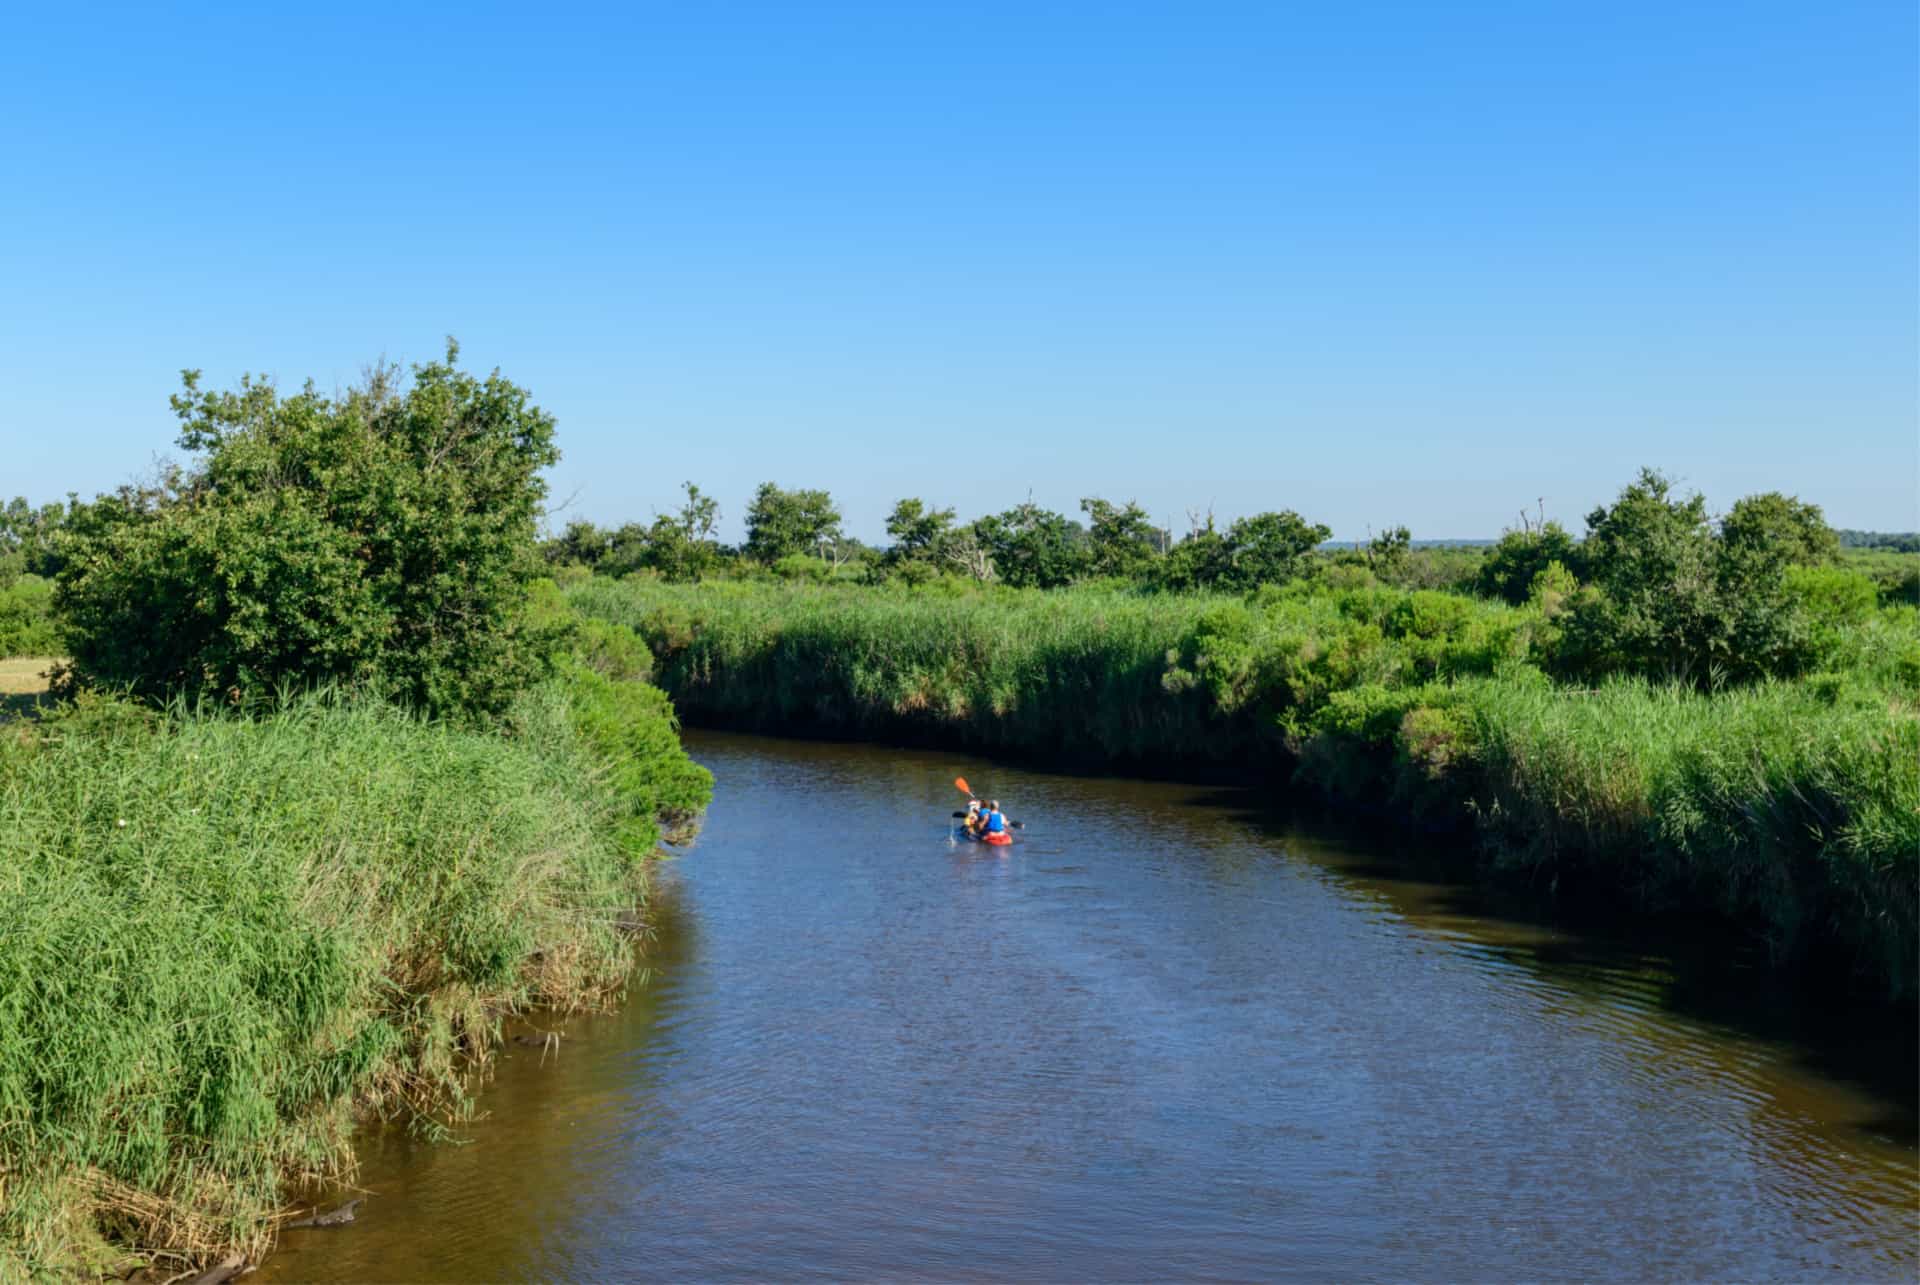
573, 576, 1919, 998
0, 657, 51, 691
0, 656, 55, 719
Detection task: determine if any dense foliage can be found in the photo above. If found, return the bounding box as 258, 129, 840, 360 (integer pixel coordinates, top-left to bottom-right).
0, 496, 83, 583
534, 467, 1912, 693
0, 574, 58, 657
572, 574, 1919, 999
53, 345, 558, 718
0, 660, 710, 1278
743, 481, 845, 564
1, 349, 715, 1278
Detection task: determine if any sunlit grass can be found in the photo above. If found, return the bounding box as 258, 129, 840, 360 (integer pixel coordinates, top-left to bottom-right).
0, 655, 58, 720
0, 677, 706, 1277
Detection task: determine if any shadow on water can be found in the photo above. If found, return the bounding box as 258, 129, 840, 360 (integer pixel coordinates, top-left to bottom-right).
1173, 780, 1920, 1147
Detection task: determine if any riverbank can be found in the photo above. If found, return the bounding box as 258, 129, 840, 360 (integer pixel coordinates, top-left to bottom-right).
0, 661, 710, 1278
571, 577, 1918, 999
254, 728, 1920, 1283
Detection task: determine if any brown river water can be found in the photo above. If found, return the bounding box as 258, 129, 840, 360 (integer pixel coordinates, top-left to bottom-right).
260, 729, 1917, 1282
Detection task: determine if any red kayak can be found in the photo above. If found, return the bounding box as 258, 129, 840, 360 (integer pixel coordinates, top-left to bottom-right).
956, 826, 1014, 846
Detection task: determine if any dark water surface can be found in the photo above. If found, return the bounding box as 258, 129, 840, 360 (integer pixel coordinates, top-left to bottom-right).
263, 730, 1917, 1282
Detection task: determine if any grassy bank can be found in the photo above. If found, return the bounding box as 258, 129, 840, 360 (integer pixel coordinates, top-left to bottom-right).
0, 669, 709, 1278
572, 577, 1918, 997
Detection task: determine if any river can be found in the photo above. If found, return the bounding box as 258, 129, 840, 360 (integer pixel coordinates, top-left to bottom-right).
261, 729, 1917, 1282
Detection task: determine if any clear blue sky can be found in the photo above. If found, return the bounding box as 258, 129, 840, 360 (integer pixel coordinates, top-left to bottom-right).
2, 1, 1913, 542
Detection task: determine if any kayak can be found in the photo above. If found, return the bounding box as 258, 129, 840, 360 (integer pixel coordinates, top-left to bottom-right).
956, 826, 1014, 846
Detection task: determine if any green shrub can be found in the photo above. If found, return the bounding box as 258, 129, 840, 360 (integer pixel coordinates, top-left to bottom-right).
772, 552, 833, 582
55, 346, 558, 719
0, 574, 58, 656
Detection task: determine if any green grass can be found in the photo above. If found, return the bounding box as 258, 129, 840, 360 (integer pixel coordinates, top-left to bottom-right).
568, 577, 1234, 760
1460, 677, 1918, 980
0, 672, 710, 1278
573, 576, 1918, 996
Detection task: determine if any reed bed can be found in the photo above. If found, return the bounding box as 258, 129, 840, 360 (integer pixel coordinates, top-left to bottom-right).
574, 577, 1918, 995
0, 678, 709, 1278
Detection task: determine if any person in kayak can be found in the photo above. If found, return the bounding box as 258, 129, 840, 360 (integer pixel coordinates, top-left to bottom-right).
983, 801, 1008, 838
962, 798, 983, 836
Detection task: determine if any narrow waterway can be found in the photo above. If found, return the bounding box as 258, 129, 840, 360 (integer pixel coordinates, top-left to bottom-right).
263, 730, 1918, 1282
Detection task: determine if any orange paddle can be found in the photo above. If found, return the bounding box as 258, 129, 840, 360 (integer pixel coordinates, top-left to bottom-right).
954, 777, 973, 797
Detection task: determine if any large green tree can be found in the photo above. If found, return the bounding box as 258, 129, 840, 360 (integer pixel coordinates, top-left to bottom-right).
743, 482, 842, 564
1475, 518, 1583, 604
1560, 469, 1722, 682
884, 497, 957, 565
1080, 497, 1162, 580
1222, 509, 1330, 588
1555, 469, 1840, 685
974, 501, 1088, 589
1719, 492, 1839, 567
56, 343, 558, 717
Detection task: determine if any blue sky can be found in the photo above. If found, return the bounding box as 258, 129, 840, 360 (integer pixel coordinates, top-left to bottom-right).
2, 1, 1913, 542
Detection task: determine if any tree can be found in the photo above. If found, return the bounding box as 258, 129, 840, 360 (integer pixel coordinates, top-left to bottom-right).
940, 525, 996, 582
1560, 469, 1723, 682
884, 497, 956, 565
645, 482, 722, 581
544, 519, 610, 568
56, 342, 558, 717
1476, 509, 1583, 605
973, 501, 1087, 588
1154, 515, 1233, 592
1720, 492, 1839, 568
1146, 506, 1328, 592
743, 482, 842, 564
1223, 509, 1330, 588
1080, 497, 1160, 580
676, 481, 720, 545
1364, 525, 1411, 579
0, 494, 82, 579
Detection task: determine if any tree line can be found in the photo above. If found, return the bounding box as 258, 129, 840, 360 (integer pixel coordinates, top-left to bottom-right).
1, 350, 1912, 701
544, 484, 1358, 592
532, 470, 1914, 690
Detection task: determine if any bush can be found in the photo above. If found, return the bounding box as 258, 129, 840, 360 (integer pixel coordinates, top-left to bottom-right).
56, 345, 558, 719
1476, 520, 1582, 604
0, 574, 58, 656
771, 552, 833, 582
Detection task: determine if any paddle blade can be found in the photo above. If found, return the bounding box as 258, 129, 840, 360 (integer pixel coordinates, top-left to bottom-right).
954, 777, 972, 797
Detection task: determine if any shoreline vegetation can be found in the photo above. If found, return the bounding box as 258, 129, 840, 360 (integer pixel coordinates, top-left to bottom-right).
1, 669, 708, 1279
570, 574, 1917, 1003
0, 352, 713, 1280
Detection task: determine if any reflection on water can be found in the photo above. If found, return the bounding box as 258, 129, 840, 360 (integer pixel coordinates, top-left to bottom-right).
262, 731, 1918, 1283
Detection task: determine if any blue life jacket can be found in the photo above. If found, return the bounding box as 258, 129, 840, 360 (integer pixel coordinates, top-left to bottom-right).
986, 810, 1006, 834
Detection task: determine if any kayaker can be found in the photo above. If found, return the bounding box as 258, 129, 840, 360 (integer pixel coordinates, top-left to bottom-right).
984, 801, 1008, 838
963, 798, 983, 836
